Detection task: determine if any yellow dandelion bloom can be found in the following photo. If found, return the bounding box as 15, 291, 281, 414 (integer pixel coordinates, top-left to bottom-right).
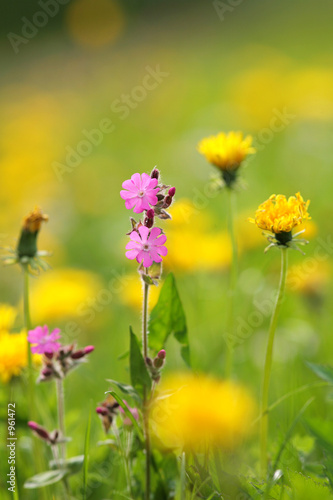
28, 268, 103, 324
250, 192, 310, 235
23, 207, 48, 233
150, 373, 255, 452
0, 304, 17, 333
198, 131, 255, 171
0, 331, 27, 383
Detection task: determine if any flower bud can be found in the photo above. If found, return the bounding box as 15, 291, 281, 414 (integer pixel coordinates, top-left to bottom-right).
70, 349, 85, 360
168, 187, 176, 198
151, 168, 159, 180
157, 349, 166, 359
28, 421, 50, 442
145, 357, 153, 367
17, 207, 48, 259
84, 345, 95, 355
96, 406, 108, 416
144, 209, 155, 229
164, 196, 172, 208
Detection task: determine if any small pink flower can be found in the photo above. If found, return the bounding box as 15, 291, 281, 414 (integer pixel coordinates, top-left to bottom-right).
126, 226, 167, 268
119, 400, 139, 426
27, 325, 61, 355
120, 173, 159, 213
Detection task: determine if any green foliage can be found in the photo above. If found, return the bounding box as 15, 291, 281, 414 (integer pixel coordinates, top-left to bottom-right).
129, 327, 152, 393
149, 273, 190, 366
24, 469, 68, 489
307, 362, 333, 385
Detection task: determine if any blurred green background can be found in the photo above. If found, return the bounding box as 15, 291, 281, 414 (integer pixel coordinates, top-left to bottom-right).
1, 0, 333, 497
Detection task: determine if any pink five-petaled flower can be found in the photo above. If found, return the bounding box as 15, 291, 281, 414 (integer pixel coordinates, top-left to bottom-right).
120, 173, 159, 214
27, 325, 61, 355
126, 226, 167, 268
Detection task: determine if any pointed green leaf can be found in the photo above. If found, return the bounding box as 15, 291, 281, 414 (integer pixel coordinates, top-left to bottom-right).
303, 418, 333, 456
130, 327, 151, 393
307, 362, 333, 385
24, 469, 68, 489
149, 273, 190, 366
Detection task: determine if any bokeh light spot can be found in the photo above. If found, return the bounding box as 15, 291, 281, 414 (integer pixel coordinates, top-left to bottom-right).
66, 0, 125, 49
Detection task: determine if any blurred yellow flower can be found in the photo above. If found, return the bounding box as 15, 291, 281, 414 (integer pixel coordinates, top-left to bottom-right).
28, 268, 103, 324
250, 193, 310, 234
66, 0, 125, 49
0, 330, 40, 383
198, 132, 255, 171
119, 273, 160, 311
287, 261, 331, 296
0, 304, 17, 333
150, 373, 255, 452
164, 200, 232, 271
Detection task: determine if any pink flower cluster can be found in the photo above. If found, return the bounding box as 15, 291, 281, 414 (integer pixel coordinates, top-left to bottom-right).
27, 325, 61, 355
120, 170, 175, 268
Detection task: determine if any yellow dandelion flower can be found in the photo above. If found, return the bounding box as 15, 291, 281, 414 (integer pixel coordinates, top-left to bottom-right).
0, 330, 38, 383
0, 304, 17, 333
22, 207, 49, 233
198, 131, 255, 187
28, 268, 103, 324
249, 192, 310, 251
150, 373, 255, 452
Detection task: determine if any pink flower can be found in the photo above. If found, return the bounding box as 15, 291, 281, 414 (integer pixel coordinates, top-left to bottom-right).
119, 400, 139, 426
120, 173, 159, 213
27, 325, 61, 355
125, 226, 167, 268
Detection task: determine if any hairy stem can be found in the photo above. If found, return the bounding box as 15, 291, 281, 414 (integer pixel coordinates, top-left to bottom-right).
260, 248, 288, 476
142, 268, 151, 500
56, 378, 66, 462
225, 188, 238, 378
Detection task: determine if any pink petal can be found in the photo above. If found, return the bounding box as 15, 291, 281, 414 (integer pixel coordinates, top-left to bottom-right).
126, 241, 141, 250
133, 198, 146, 213
154, 235, 167, 245
157, 245, 168, 256
122, 179, 138, 192
120, 190, 137, 200
126, 249, 139, 260
145, 193, 158, 206
138, 225, 150, 241
149, 227, 162, 240
131, 173, 142, 189
129, 231, 142, 243
149, 248, 162, 262
125, 197, 138, 210
142, 252, 153, 268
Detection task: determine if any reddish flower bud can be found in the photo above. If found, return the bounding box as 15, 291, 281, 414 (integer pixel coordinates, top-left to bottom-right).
168, 187, 176, 197
71, 350, 85, 359
28, 421, 50, 441
146, 209, 155, 219
157, 349, 166, 359
41, 367, 53, 377
96, 406, 108, 416
146, 357, 153, 367
164, 196, 172, 208
44, 352, 54, 360
84, 345, 95, 355
151, 168, 159, 180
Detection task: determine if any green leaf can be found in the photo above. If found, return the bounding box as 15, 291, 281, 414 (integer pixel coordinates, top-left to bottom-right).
24, 469, 68, 489
303, 418, 333, 456
149, 273, 190, 366
49, 455, 84, 475
105, 390, 144, 442
288, 471, 332, 500
307, 362, 333, 384
129, 327, 151, 393
106, 379, 142, 405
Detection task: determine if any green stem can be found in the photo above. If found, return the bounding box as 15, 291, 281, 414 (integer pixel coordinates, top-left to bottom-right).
23, 266, 35, 417
260, 248, 288, 476
56, 378, 66, 463
180, 451, 186, 500
225, 188, 238, 378
142, 268, 151, 500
